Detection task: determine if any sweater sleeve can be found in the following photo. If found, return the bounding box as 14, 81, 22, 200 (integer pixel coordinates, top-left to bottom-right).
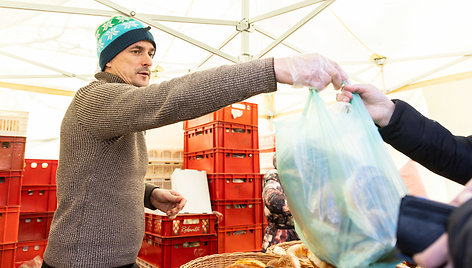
144, 183, 158, 210
75, 58, 277, 139
447, 199, 472, 268
379, 100, 472, 185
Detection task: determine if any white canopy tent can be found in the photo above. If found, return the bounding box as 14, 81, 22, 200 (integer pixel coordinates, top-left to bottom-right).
1, 0, 471, 202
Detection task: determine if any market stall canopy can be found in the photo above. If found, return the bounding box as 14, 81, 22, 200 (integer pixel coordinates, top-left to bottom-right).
1, 0, 471, 201
1, 0, 471, 94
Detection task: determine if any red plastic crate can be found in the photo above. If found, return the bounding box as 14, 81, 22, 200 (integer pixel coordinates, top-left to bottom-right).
184, 148, 260, 174
211, 199, 262, 227
0, 206, 20, 244
18, 212, 54, 242
0, 136, 26, 171
0, 170, 22, 208
184, 122, 259, 152
183, 102, 258, 130
0, 242, 16, 268
23, 159, 58, 186
217, 224, 262, 253
20, 185, 57, 213
207, 173, 263, 201
145, 213, 217, 238
15, 240, 47, 266
139, 233, 217, 268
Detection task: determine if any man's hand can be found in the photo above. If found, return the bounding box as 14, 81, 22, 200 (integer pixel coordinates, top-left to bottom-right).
150, 188, 186, 219
274, 53, 348, 91
336, 84, 395, 127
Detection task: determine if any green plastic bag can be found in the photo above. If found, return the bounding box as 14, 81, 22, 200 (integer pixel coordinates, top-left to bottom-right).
275, 90, 408, 268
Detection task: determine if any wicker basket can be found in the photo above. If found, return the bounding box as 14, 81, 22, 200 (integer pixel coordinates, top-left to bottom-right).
180, 252, 280, 268
267, 241, 416, 268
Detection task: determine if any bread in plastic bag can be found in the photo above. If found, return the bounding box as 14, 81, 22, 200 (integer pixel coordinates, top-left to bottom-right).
274, 90, 408, 267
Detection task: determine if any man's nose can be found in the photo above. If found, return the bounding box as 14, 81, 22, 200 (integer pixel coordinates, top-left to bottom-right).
143, 54, 153, 66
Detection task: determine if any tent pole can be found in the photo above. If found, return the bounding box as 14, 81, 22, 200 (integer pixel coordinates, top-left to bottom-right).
95, 0, 238, 63
387, 55, 472, 93
253, 25, 306, 54
390, 71, 472, 94
0, 1, 237, 25
249, 0, 325, 23
239, 0, 251, 63
0, 81, 75, 96
0, 50, 91, 82
0, 0, 115, 16
196, 32, 240, 68
254, 0, 335, 59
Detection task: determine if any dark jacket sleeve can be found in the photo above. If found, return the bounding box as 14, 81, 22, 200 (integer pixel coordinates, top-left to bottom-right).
448, 199, 472, 268
144, 183, 158, 210
379, 99, 472, 185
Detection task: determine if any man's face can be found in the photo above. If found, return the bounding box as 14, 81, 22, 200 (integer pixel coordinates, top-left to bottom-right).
105, 40, 155, 87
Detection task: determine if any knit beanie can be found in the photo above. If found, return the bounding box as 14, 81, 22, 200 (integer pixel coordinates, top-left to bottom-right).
95, 16, 156, 71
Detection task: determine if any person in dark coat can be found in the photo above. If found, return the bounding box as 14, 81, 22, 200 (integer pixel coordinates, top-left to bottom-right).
337, 83, 472, 268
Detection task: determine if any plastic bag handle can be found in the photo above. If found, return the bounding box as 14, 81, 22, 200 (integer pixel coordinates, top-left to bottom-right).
301, 89, 316, 118
302, 89, 364, 119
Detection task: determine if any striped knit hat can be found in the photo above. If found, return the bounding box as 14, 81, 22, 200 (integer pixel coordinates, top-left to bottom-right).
95, 16, 156, 71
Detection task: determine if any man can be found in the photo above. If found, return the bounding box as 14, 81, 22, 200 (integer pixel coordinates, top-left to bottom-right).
337, 84, 472, 268
42, 15, 348, 267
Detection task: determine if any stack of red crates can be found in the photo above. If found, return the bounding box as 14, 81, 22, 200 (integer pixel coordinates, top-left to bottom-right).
183, 102, 264, 253
15, 159, 58, 267
0, 135, 25, 267
138, 212, 218, 267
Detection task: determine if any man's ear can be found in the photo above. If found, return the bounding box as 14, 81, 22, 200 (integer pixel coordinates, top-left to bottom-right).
106, 62, 112, 68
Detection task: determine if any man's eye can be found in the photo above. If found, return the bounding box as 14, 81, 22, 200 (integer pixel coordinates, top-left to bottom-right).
131, 50, 139, 54
149, 53, 155, 58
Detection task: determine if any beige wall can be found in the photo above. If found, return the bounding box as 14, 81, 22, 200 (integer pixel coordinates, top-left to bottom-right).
423, 78, 472, 136
145, 122, 184, 152
390, 78, 472, 202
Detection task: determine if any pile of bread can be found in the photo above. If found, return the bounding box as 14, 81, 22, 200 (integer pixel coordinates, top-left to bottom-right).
226, 243, 334, 268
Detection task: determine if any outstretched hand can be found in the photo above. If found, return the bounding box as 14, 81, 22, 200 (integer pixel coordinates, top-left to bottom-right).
274, 53, 348, 91
336, 84, 395, 127
150, 188, 187, 219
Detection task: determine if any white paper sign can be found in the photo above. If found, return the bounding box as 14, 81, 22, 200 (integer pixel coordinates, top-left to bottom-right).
171, 168, 212, 214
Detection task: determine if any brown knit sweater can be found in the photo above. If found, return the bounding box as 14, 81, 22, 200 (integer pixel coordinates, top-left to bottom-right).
43, 58, 277, 267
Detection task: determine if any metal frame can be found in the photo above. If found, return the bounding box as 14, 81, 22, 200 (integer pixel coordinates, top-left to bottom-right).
1, 0, 471, 117
0, 0, 334, 81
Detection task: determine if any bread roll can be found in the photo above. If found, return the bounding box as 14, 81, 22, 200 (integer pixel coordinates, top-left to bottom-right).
272, 245, 287, 256
271, 254, 301, 268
